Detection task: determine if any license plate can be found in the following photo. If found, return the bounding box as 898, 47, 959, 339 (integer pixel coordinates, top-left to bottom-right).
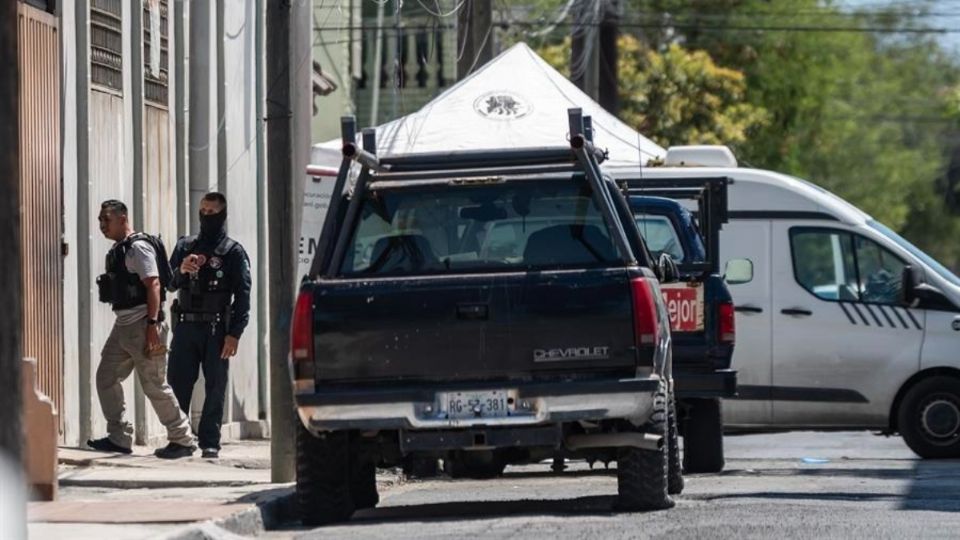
439, 390, 511, 420
661, 283, 704, 332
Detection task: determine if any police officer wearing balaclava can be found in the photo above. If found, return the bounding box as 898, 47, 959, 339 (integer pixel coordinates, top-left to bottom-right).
167, 192, 251, 459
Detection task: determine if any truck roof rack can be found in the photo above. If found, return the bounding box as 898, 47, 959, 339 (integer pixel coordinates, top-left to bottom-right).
625, 176, 730, 275
307, 108, 636, 279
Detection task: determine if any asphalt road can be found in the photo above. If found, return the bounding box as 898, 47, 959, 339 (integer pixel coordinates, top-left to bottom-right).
266, 431, 960, 539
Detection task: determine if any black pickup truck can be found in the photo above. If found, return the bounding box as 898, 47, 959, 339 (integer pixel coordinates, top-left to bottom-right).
290, 110, 681, 525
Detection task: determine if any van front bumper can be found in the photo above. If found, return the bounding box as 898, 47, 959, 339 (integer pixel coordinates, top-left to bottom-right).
295, 377, 661, 433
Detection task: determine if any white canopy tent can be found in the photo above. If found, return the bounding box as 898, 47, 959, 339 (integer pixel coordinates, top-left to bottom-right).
310, 42, 664, 170
299, 43, 665, 278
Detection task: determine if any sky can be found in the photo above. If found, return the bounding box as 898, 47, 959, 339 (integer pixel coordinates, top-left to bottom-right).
839, 0, 960, 53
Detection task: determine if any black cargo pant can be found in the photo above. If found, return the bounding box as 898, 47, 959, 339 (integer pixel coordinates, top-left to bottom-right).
167, 319, 229, 450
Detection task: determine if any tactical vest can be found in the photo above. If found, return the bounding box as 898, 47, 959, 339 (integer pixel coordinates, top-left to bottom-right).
98, 233, 154, 310
177, 235, 236, 314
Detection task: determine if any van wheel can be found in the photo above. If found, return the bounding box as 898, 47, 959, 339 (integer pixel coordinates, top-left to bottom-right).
616, 388, 675, 511
898, 376, 960, 459
296, 423, 355, 526
682, 398, 725, 473
350, 457, 379, 510
667, 394, 684, 495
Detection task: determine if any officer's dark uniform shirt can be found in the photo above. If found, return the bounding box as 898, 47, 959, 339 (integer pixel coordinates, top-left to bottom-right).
168, 231, 251, 336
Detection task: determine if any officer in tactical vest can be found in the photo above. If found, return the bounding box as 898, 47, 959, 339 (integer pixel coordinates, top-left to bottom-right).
87, 200, 197, 459
167, 192, 251, 459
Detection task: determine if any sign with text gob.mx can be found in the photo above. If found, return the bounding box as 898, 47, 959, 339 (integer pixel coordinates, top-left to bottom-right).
660, 283, 704, 332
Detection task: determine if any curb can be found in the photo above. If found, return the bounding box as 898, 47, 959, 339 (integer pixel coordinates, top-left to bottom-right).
153, 487, 295, 540
151, 469, 405, 539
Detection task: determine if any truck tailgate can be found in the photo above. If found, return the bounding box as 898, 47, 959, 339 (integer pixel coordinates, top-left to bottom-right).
312, 269, 640, 383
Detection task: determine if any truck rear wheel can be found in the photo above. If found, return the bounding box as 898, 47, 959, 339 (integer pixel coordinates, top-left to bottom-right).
350, 457, 379, 510
667, 394, 684, 495
616, 389, 674, 511
898, 376, 960, 459
402, 455, 441, 479
682, 398, 725, 473
296, 423, 355, 526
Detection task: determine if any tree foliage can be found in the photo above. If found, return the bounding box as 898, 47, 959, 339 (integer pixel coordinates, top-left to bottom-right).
541, 36, 769, 147
527, 0, 960, 269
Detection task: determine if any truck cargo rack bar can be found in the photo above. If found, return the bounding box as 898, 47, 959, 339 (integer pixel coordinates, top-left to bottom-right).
310, 108, 636, 279
625, 176, 730, 275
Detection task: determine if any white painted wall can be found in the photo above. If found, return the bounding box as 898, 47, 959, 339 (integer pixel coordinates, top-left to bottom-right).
222, 0, 262, 424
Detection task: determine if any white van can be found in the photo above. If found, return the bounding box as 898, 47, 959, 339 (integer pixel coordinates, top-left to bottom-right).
610, 147, 960, 459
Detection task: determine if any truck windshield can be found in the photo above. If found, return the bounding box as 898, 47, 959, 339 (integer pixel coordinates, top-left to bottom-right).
340, 180, 622, 276
867, 220, 960, 288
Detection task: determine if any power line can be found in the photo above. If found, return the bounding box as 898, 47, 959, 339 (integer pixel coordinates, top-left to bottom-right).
307, 21, 960, 34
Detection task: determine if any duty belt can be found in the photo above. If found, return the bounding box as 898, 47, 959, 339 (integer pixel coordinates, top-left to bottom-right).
178, 312, 222, 323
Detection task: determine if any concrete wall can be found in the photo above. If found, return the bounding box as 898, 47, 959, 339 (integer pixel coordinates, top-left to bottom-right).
60, 0, 81, 447
61, 0, 268, 447
222, 0, 262, 428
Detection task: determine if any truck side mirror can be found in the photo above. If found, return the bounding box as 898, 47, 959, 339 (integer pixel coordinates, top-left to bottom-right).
724, 258, 754, 285
657, 253, 680, 283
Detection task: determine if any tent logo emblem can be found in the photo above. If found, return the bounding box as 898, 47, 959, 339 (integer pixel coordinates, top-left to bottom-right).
474, 91, 532, 120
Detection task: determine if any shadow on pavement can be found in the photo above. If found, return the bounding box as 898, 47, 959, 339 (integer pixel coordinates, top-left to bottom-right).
274, 495, 628, 530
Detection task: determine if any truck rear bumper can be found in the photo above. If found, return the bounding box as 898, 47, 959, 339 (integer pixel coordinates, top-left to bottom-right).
675, 369, 737, 398
296, 377, 661, 433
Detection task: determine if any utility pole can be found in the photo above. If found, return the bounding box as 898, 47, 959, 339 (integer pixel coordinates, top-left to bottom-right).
266, 0, 296, 483
598, 0, 620, 114
0, 0, 23, 465
571, 0, 619, 110
571, 0, 599, 100
457, 0, 494, 79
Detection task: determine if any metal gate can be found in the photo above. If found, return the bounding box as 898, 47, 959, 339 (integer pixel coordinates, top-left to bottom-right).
18, 2, 63, 434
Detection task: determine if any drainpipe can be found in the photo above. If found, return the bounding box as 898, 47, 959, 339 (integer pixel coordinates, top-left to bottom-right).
255, 0, 268, 421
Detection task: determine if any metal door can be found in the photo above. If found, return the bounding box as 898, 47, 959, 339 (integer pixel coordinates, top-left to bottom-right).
18, 2, 63, 434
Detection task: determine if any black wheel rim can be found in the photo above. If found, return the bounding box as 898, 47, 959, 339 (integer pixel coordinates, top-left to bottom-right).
918, 392, 960, 446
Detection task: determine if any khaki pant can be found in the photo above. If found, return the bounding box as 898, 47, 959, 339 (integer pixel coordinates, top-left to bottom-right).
96, 319, 195, 448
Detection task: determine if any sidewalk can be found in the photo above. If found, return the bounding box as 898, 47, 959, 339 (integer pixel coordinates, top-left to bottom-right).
28, 440, 292, 540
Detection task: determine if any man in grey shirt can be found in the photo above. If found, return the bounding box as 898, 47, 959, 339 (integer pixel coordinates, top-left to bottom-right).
87, 200, 196, 459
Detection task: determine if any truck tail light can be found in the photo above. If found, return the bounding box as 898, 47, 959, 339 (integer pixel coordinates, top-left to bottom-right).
718, 301, 736, 344
291, 289, 314, 380
631, 277, 659, 347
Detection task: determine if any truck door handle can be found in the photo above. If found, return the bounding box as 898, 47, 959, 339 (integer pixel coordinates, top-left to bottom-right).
457, 303, 488, 320
735, 305, 763, 313
781, 308, 813, 317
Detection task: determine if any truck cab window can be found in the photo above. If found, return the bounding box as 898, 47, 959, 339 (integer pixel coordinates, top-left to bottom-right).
635, 215, 685, 262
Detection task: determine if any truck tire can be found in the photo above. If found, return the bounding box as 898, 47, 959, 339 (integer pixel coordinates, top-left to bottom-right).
296, 423, 355, 526
444, 451, 506, 479
350, 458, 379, 510
682, 398, 725, 473
616, 389, 674, 511
667, 394, 684, 495
898, 376, 960, 459
402, 456, 441, 479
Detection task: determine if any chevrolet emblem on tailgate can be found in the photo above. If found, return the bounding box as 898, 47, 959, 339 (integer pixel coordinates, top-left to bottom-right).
534, 346, 610, 362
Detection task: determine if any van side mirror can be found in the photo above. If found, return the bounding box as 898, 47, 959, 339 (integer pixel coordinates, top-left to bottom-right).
724, 258, 754, 285
901, 265, 919, 306
657, 253, 680, 283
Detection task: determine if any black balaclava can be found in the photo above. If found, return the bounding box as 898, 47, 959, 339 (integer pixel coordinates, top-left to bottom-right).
199, 208, 227, 241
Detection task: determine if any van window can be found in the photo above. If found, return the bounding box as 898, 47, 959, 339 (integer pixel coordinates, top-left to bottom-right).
791, 230, 859, 301
791, 228, 905, 305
